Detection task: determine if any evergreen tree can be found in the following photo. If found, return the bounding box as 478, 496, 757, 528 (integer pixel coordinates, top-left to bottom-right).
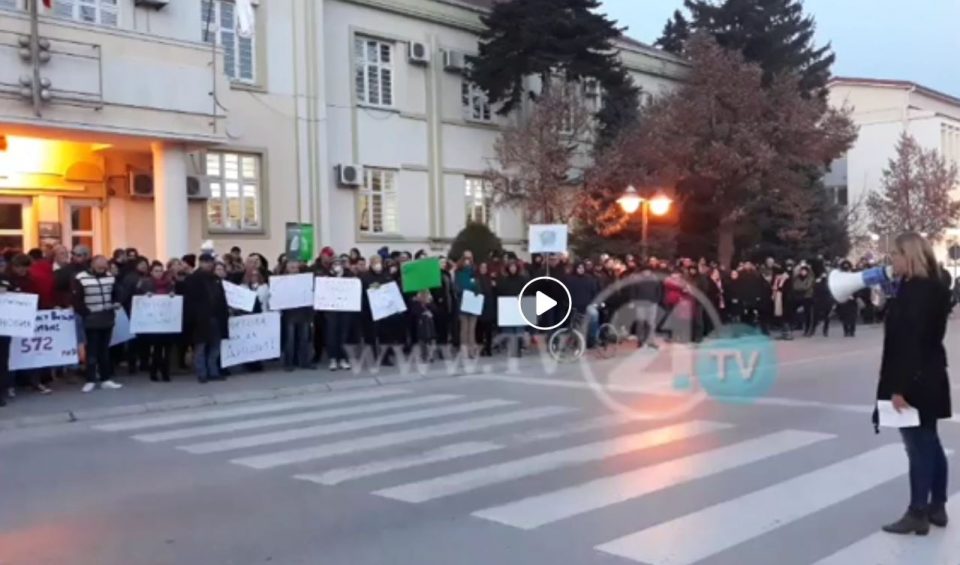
470, 0, 639, 145
655, 10, 689, 54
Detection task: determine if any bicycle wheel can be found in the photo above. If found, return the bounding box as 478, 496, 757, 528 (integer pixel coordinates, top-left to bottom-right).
594, 323, 620, 359
549, 328, 586, 363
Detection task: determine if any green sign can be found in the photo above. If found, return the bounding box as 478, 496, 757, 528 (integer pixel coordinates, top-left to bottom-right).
401, 257, 442, 293
285, 223, 315, 262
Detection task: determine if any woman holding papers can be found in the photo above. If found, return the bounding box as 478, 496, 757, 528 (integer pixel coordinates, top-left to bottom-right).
455, 254, 480, 358
136, 262, 176, 382
875, 232, 952, 536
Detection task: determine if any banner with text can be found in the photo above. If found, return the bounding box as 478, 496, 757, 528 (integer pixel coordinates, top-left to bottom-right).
269, 273, 314, 310
130, 295, 183, 334
314, 277, 362, 312
0, 293, 39, 338
220, 312, 281, 368
528, 224, 569, 254
9, 309, 80, 371
367, 282, 407, 321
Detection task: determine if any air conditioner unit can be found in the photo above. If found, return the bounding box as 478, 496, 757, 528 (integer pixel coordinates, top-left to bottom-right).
129, 172, 154, 198
187, 175, 211, 200
337, 164, 362, 187
408, 42, 430, 65
134, 0, 169, 8
443, 50, 466, 73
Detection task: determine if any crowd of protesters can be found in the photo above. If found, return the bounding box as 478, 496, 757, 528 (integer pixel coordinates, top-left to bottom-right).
0, 240, 925, 408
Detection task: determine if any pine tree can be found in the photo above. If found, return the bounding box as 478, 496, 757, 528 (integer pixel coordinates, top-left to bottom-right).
655, 10, 690, 54
470, 0, 639, 145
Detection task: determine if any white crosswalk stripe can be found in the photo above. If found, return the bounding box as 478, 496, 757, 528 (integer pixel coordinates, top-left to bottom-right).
131, 394, 461, 443
231, 405, 576, 469
93, 388, 410, 432
374, 420, 732, 503
595, 444, 911, 565
471, 429, 834, 529
179, 399, 517, 454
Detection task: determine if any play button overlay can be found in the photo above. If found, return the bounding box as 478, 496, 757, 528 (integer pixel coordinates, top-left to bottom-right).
519, 276, 572, 331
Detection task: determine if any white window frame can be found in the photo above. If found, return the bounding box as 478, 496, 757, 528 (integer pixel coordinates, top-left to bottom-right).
358, 168, 398, 235
51, 0, 118, 27
205, 150, 264, 233
202, 0, 256, 84
465, 177, 495, 227
461, 81, 492, 123
62, 200, 103, 254
354, 37, 395, 108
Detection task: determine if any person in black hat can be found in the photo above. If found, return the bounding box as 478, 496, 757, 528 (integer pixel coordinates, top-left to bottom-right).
181, 253, 229, 383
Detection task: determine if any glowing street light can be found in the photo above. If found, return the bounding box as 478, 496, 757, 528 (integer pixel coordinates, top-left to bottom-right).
617, 186, 673, 258
649, 193, 673, 217
617, 185, 643, 214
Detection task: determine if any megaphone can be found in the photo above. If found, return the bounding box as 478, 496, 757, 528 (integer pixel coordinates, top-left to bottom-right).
828, 266, 894, 302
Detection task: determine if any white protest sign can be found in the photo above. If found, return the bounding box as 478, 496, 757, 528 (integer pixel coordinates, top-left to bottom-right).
0, 292, 39, 338
223, 281, 257, 313
220, 312, 281, 368
528, 224, 568, 254
497, 296, 537, 327
314, 277, 362, 312
367, 281, 407, 321
269, 273, 314, 310
130, 295, 183, 334
110, 308, 135, 346
461, 290, 484, 316
9, 309, 79, 371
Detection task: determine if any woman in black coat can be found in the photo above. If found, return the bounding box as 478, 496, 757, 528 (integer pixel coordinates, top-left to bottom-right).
877, 232, 952, 536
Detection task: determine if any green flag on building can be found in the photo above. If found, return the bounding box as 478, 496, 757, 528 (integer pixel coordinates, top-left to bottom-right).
401, 257, 442, 293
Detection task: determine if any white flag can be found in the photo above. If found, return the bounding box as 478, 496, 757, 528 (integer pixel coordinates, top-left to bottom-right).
236, 0, 255, 38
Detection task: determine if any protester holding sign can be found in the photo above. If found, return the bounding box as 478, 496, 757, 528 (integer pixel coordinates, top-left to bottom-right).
455, 253, 480, 358
280, 261, 315, 372
72, 255, 123, 393
0, 271, 16, 406
181, 253, 229, 383
318, 259, 354, 371
496, 260, 529, 357
135, 262, 177, 382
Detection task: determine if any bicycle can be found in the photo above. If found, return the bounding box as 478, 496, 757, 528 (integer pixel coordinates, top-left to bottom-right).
548, 312, 587, 363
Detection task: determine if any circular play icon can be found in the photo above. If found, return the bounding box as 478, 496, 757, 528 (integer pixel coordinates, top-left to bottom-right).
518, 276, 572, 331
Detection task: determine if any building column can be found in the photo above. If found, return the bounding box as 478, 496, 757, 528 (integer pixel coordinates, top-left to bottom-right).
151, 142, 188, 261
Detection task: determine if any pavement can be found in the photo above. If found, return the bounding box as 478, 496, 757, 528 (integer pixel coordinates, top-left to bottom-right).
3, 322, 960, 565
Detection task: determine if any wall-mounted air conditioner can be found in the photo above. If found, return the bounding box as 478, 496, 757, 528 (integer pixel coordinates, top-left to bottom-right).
129, 171, 154, 198
187, 176, 211, 200
337, 164, 362, 187
443, 50, 466, 73
408, 42, 430, 65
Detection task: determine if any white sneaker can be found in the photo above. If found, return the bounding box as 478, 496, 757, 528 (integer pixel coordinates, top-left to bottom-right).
339, 359, 351, 370
101, 380, 123, 390
7, 387, 16, 399
81, 383, 96, 393
328, 360, 338, 371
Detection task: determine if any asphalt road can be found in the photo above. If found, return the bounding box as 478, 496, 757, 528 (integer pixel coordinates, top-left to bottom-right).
3, 324, 960, 565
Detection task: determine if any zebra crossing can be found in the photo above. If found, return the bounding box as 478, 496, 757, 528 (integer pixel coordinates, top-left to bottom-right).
93, 387, 960, 565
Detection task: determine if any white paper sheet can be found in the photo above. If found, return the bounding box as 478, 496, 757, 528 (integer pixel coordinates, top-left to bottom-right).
877, 400, 920, 428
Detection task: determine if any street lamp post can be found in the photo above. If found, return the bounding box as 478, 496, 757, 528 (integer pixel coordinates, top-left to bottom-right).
617, 185, 673, 259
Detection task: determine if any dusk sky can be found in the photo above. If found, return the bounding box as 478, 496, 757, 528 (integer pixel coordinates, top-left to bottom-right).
601, 0, 960, 97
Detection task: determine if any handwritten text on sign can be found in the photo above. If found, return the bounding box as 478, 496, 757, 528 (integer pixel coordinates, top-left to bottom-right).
314, 277, 362, 312
9, 309, 79, 371
220, 312, 281, 368
269, 273, 314, 310
130, 295, 184, 334
0, 293, 39, 338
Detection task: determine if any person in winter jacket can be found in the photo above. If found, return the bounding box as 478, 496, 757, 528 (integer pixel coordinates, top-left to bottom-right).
72, 255, 123, 393
136, 261, 176, 382
455, 254, 480, 357
813, 270, 835, 337
181, 253, 229, 382
322, 259, 353, 371
497, 261, 528, 356
793, 266, 816, 337
771, 266, 794, 340
118, 256, 150, 374
835, 260, 859, 337
476, 262, 498, 356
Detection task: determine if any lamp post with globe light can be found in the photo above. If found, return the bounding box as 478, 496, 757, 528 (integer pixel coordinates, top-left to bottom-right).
617, 185, 673, 259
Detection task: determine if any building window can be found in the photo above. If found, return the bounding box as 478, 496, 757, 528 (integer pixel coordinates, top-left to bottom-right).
462, 81, 492, 122
465, 177, 494, 226
354, 37, 394, 107
206, 151, 262, 232
52, 0, 118, 27
826, 186, 848, 207
0, 0, 22, 12
202, 0, 255, 83
358, 168, 398, 234
0, 202, 25, 253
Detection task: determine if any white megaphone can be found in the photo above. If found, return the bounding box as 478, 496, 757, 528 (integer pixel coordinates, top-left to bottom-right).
828, 266, 894, 302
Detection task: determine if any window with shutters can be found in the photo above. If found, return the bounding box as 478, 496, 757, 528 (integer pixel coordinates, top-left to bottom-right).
206, 151, 263, 232
358, 168, 398, 234
354, 37, 394, 107
52, 0, 118, 26
461, 81, 492, 122
201, 0, 255, 83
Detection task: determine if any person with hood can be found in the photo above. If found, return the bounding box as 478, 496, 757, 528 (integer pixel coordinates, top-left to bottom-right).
836, 260, 859, 337
181, 253, 229, 382
72, 255, 123, 393
875, 232, 952, 535
455, 253, 480, 357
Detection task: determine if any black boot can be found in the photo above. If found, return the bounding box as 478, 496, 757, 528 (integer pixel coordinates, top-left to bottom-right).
882, 509, 930, 536
929, 504, 949, 528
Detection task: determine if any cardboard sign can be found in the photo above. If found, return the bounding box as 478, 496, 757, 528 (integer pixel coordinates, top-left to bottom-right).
0, 292, 39, 338
269, 273, 314, 310
460, 290, 484, 316
130, 295, 183, 334
314, 277, 362, 312
528, 224, 569, 254
401, 258, 442, 293
497, 296, 537, 327
110, 309, 135, 346
220, 312, 281, 368
223, 281, 257, 313
9, 309, 79, 371
367, 281, 407, 321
